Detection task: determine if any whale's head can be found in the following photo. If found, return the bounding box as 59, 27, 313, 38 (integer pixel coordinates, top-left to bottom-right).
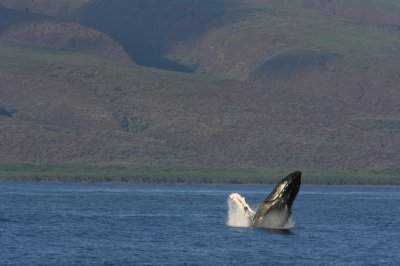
267, 170, 301, 209
252, 171, 301, 227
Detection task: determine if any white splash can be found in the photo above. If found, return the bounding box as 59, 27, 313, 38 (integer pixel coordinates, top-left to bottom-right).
226, 192, 294, 229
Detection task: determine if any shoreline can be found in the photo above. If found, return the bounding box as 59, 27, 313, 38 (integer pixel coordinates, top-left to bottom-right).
1, 175, 399, 186
1, 163, 399, 185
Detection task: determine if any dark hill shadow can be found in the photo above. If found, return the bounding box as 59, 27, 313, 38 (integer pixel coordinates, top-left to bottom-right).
77, 0, 228, 72
254, 49, 341, 78
0, 4, 47, 35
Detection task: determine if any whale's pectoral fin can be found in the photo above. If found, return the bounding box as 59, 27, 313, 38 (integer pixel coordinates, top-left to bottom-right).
227, 192, 256, 227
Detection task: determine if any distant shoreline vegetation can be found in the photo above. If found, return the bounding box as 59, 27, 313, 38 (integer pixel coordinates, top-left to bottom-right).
0, 164, 398, 185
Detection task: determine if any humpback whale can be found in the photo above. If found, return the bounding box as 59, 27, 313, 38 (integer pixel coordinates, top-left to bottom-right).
227, 171, 301, 229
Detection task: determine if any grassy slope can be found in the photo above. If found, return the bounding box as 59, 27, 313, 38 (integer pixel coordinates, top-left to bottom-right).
0, 1, 400, 184
1, 163, 399, 185
0, 39, 399, 184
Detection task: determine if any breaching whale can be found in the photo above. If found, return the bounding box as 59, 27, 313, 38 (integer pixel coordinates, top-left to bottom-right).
227, 171, 301, 229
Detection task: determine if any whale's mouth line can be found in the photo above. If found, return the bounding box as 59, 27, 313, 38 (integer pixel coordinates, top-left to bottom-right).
227, 171, 301, 229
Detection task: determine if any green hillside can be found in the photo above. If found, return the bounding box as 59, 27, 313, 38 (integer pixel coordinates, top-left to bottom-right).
0, 1, 399, 184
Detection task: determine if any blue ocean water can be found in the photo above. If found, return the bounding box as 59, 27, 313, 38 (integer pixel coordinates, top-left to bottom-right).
0, 182, 399, 265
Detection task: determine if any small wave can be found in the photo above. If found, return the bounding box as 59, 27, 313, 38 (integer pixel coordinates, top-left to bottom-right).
0, 217, 14, 223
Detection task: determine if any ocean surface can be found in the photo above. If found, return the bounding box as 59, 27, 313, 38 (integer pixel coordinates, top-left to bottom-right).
1, 182, 399, 265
